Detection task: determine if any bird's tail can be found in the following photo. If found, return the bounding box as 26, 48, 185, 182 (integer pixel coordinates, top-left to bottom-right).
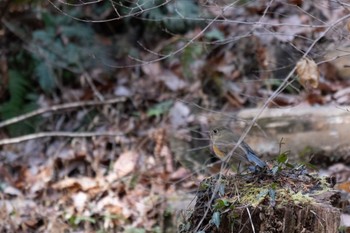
244, 144, 267, 168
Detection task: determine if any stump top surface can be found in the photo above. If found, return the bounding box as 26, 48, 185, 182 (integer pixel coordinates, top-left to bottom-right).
181, 166, 341, 233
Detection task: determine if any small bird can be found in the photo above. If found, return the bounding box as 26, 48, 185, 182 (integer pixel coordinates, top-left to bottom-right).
209, 127, 267, 168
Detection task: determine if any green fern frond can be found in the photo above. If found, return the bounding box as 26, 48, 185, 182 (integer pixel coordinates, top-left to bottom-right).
35, 62, 56, 93
8, 70, 30, 104
0, 70, 39, 136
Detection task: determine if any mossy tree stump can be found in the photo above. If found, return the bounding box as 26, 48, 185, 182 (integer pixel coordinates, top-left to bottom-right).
180, 167, 341, 233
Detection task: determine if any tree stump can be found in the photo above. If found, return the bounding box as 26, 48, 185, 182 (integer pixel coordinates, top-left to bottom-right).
179, 166, 341, 233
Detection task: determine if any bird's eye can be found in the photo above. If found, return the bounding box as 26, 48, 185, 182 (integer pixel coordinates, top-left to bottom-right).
212, 129, 218, 134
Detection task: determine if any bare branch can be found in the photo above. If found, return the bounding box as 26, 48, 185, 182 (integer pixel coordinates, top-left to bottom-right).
0, 131, 123, 146
47, 0, 173, 23
55, 0, 102, 7
0, 97, 126, 128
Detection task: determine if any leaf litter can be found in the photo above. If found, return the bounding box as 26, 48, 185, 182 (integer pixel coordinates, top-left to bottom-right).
1, 1, 350, 232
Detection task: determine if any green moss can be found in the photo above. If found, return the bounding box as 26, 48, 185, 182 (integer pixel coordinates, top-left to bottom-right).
239, 184, 270, 207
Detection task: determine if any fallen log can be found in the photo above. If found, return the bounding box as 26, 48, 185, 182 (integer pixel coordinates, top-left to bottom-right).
235, 105, 350, 162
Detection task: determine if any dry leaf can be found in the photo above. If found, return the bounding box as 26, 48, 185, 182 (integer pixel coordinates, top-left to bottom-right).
276, 15, 306, 42
3, 186, 23, 197
160, 145, 173, 173
159, 70, 186, 91
113, 150, 139, 178
52, 177, 101, 191
170, 167, 191, 181
169, 101, 191, 129
296, 57, 319, 89
333, 87, 350, 104
96, 195, 125, 217
72, 192, 88, 213
114, 85, 132, 97
141, 62, 162, 77
0, 199, 36, 213
153, 128, 166, 157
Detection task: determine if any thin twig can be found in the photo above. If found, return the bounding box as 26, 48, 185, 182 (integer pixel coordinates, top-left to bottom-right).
81, 71, 104, 101
109, 0, 121, 18
56, 0, 102, 6
245, 207, 256, 233
0, 131, 123, 146
48, 0, 172, 23
0, 97, 126, 128
77, 61, 105, 101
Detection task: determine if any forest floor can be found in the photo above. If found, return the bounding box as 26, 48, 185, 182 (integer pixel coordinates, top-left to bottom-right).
1, 1, 350, 232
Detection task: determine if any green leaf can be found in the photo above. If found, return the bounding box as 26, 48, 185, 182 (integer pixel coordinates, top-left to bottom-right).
181, 44, 203, 78
137, 0, 200, 32
8, 70, 29, 104
199, 182, 209, 191
211, 212, 220, 228
276, 152, 288, 164
73, 215, 96, 225
147, 100, 173, 117
60, 25, 93, 40
270, 183, 278, 190
41, 12, 56, 28
32, 30, 54, 43
0, 70, 38, 136
35, 62, 56, 92
68, 215, 96, 226
214, 199, 229, 210
305, 163, 317, 170
28, 9, 111, 89
205, 29, 225, 41
64, 43, 80, 65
